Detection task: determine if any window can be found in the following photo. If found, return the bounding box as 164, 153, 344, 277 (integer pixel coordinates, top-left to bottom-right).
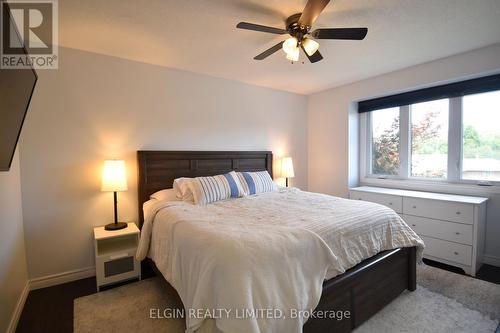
462, 91, 500, 182
410, 99, 449, 179
371, 107, 400, 176
359, 74, 500, 185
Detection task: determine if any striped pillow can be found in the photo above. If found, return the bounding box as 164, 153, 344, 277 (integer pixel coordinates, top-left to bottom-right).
188, 171, 245, 205
237, 171, 277, 196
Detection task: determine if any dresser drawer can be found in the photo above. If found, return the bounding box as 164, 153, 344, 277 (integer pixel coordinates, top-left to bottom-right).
403, 197, 473, 224
403, 215, 473, 245
350, 191, 402, 213
420, 236, 472, 266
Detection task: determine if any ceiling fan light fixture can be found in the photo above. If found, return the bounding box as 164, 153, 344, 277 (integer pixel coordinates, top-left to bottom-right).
282, 37, 298, 55
236, 0, 368, 63
285, 46, 299, 62
302, 37, 319, 56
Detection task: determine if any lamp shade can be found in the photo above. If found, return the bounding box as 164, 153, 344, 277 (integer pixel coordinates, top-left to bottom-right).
101, 160, 128, 192
285, 47, 300, 62
302, 38, 319, 56
281, 157, 294, 178
282, 37, 298, 54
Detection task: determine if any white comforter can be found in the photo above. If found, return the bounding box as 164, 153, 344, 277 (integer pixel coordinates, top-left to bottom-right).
137, 188, 424, 333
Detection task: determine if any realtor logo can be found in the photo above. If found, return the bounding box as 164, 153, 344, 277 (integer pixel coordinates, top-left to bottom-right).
1, 0, 58, 69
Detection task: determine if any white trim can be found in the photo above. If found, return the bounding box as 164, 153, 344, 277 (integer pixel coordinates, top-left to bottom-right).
363, 110, 402, 179
5, 267, 97, 332
483, 254, 500, 267
400, 105, 410, 178
7, 280, 30, 333
360, 177, 500, 195
448, 97, 462, 181
359, 113, 369, 178
30, 266, 96, 290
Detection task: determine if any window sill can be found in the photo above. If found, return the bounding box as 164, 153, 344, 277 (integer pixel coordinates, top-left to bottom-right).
359, 176, 500, 196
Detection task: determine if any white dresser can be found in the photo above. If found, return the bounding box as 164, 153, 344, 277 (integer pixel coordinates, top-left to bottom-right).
349, 186, 488, 276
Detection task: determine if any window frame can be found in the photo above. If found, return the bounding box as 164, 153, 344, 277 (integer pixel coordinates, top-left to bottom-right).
365, 107, 403, 179
360, 96, 500, 187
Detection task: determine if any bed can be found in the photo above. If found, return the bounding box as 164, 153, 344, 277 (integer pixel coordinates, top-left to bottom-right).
136, 150, 421, 333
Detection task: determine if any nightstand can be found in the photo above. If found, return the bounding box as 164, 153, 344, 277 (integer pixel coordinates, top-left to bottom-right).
93, 222, 141, 291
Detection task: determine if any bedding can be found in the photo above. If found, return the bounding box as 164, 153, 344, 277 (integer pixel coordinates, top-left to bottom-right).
150, 188, 178, 201
237, 170, 276, 195
173, 177, 194, 202
188, 171, 245, 205
137, 187, 424, 333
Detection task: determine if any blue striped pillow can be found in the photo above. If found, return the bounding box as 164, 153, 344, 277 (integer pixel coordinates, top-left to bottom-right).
188, 171, 245, 205
237, 171, 277, 196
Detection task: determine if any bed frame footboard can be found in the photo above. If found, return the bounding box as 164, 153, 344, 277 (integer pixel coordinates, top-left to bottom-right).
303, 246, 417, 333
145, 247, 416, 333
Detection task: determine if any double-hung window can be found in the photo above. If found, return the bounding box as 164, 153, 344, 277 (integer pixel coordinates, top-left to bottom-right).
359, 74, 500, 185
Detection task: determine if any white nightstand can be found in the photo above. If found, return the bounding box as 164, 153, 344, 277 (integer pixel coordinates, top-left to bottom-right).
93, 222, 141, 291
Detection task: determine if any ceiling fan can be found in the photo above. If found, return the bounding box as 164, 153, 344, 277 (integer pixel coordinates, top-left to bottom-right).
236, 0, 367, 63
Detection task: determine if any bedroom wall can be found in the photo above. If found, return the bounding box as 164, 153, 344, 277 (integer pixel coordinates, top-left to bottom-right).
19, 47, 308, 280
308, 42, 500, 265
0, 149, 29, 333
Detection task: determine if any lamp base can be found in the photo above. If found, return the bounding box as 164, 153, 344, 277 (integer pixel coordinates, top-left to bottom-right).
104, 222, 128, 231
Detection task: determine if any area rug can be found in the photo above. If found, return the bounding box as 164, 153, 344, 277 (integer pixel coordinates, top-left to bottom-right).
74, 264, 500, 333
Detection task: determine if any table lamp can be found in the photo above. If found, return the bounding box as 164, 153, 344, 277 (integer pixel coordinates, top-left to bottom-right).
281, 157, 294, 187
101, 160, 128, 230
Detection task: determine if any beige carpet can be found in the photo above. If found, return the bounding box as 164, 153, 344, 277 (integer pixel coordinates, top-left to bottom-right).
74, 264, 500, 333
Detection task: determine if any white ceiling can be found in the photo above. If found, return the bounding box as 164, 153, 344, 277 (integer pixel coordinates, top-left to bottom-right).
59, 0, 500, 95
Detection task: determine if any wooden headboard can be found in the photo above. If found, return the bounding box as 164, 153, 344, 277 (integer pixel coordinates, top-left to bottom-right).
137, 150, 273, 227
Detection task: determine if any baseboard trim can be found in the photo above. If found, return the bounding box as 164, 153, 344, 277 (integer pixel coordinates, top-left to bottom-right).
7, 280, 30, 333
30, 266, 96, 290
483, 254, 500, 268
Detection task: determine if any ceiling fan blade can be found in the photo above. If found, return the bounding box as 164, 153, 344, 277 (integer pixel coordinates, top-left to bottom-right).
311, 28, 368, 40
254, 41, 284, 60
236, 22, 287, 35
298, 0, 330, 27
300, 44, 323, 63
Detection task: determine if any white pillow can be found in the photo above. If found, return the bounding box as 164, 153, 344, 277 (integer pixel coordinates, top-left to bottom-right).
237, 171, 277, 196
173, 177, 194, 202
150, 188, 178, 202
188, 171, 245, 205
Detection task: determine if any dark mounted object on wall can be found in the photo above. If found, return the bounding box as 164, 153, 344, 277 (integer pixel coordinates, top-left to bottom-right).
236, 0, 368, 63
358, 73, 500, 113
0, 2, 38, 171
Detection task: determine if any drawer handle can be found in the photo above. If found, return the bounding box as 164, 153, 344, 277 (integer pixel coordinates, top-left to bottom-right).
454, 252, 459, 255
358, 198, 362, 200
455, 232, 460, 235
456, 211, 461, 215
412, 205, 417, 209
388, 202, 393, 205
411, 224, 416, 227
